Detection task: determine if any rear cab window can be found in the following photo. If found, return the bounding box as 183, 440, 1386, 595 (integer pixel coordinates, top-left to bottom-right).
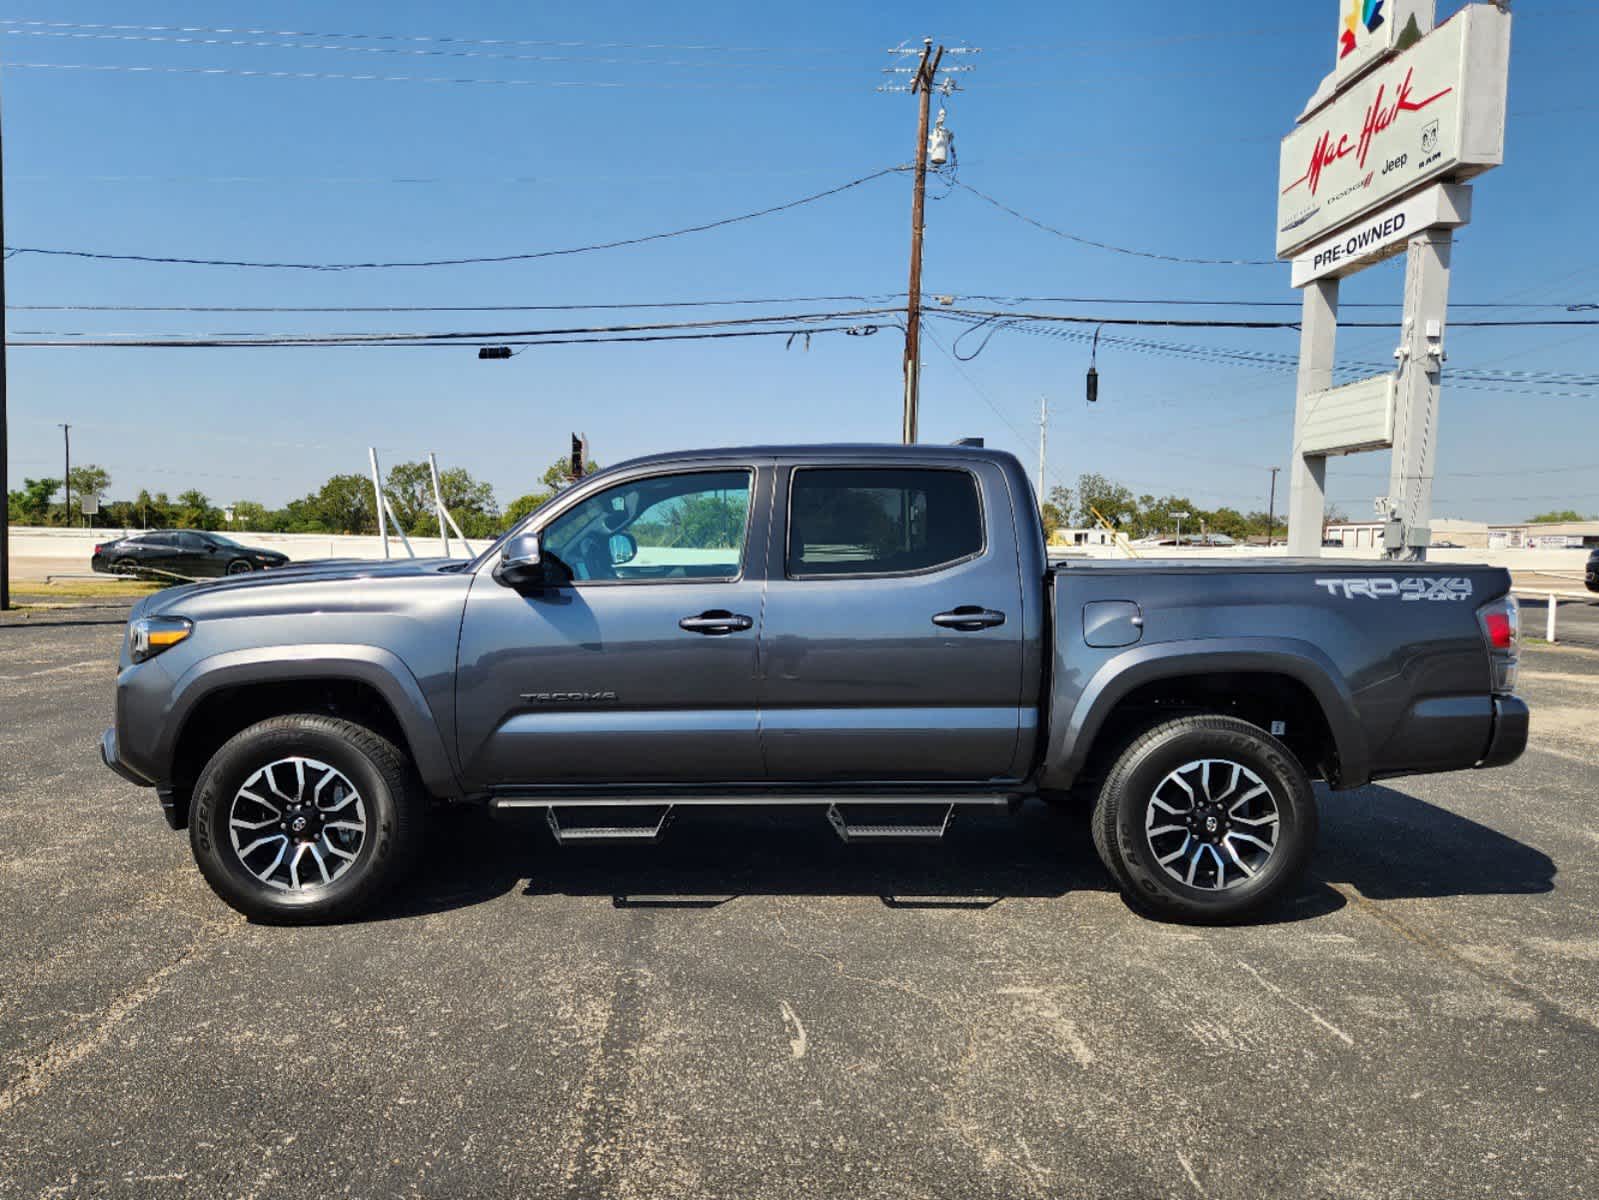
786, 466, 984, 578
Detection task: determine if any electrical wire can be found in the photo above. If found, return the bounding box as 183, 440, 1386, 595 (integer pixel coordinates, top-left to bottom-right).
1, 167, 908, 270
0, 60, 795, 90
954, 181, 1280, 267
7, 293, 903, 313
0, 26, 869, 71
0, 18, 860, 55
6, 325, 884, 349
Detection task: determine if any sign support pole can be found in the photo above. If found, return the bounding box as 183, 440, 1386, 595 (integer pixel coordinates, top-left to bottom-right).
1383, 228, 1452, 561
1286, 278, 1338, 555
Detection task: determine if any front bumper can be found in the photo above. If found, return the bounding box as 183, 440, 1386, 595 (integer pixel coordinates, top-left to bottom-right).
100, 726, 151, 787
101, 727, 185, 829
1477, 695, 1529, 770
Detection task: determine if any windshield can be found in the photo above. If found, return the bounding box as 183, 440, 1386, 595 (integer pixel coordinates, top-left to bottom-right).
206, 532, 243, 548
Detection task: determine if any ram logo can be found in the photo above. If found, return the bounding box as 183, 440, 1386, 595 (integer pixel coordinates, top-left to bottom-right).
1314, 577, 1473, 602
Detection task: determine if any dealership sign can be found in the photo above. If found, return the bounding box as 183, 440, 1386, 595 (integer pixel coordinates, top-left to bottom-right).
1290, 183, 1471, 287
1299, 373, 1397, 457
1333, 0, 1433, 89
1276, 3, 1510, 259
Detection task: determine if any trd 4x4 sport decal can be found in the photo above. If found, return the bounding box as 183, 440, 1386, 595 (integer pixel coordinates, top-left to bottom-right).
1314, 577, 1473, 601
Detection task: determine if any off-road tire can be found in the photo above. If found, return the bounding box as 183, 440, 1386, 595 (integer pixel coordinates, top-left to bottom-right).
189, 714, 425, 923
1090, 715, 1317, 923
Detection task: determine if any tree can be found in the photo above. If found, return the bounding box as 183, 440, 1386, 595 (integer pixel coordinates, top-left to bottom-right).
504, 492, 555, 526
1073, 473, 1136, 529
67, 465, 111, 510
175, 489, 220, 530
228, 500, 277, 531
308, 474, 377, 535
1040, 502, 1065, 543
1527, 509, 1589, 524
8, 477, 59, 525
384, 460, 499, 536
541, 455, 600, 491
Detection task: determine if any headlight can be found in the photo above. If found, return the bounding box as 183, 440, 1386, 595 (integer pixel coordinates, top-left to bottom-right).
129, 616, 193, 663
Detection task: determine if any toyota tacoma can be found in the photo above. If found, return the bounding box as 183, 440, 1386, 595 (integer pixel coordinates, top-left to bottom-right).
101, 443, 1528, 923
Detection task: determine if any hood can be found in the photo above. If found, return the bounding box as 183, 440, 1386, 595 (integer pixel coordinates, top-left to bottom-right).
142, 556, 473, 615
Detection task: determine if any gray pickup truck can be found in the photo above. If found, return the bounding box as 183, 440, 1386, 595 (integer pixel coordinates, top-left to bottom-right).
101, 443, 1527, 923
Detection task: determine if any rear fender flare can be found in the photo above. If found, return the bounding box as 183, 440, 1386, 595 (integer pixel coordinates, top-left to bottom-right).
1043, 638, 1368, 791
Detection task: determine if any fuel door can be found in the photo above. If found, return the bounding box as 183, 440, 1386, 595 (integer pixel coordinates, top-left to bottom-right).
1083, 600, 1143, 648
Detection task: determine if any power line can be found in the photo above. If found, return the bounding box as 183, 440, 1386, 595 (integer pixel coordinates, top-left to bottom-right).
7, 325, 885, 349
1, 167, 907, 270
6, 293, 902, 313
954, 181, 1279, 266
8, 306, 898, 341
12, 293, 1594, 314
0, 18, 859, 56
0, 26, 868, 71
6, 309, 895, 348
0, 60, 796, 90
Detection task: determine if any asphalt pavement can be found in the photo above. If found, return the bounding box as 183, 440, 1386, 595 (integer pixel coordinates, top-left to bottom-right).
2, 601, 1597, 1199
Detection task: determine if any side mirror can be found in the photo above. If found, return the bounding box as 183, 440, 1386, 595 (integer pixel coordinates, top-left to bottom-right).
608, 532, 638, 566
493, 530, 545, 588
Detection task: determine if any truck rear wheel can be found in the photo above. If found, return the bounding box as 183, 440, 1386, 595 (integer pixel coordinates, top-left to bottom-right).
1091, 715, 1317, 922
189, 714, 425, 923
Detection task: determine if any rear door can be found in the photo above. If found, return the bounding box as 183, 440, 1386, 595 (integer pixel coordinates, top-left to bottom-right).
757, 459, 1028, 781
455, 463, 771, 788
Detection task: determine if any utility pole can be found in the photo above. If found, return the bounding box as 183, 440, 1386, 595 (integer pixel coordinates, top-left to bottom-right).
0, 71, 9, 610
59, 423, 71, 529
900, 37, 942, 445
1036, 394, 1048, 508
1266, 466, 1280, 549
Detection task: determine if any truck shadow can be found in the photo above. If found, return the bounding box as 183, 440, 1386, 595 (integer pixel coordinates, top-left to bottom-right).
1314, 782, 1556, 900
371, 783, 1554, 924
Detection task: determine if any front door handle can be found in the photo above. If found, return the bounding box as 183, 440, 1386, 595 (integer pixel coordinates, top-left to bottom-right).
679, 610, 754, 636
932, 606, 1006, 631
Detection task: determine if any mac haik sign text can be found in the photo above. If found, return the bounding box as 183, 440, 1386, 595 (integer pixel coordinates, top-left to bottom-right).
1276, 3, 1509, 260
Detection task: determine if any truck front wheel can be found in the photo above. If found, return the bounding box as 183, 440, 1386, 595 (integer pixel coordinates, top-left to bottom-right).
1091, 715, 1317, 923
189, 714, 425, 923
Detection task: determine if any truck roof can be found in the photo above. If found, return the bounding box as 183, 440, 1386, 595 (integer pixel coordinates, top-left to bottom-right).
607, 442, 1012, 473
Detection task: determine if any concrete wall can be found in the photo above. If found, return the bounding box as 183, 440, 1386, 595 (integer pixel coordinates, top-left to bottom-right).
11, 525, 1587, 577
8, 526, 479, 563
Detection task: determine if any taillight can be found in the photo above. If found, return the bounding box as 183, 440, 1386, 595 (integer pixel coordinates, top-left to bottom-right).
1477, 595, 1519, 694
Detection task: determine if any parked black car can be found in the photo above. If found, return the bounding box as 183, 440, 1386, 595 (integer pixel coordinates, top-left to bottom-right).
1587, 548, 1599, 593
92, 531, 290, 579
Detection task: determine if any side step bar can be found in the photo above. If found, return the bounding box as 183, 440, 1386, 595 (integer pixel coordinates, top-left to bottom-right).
544, 806, 673, 846
826, 803, 954, 843
489, 793, 1017, 848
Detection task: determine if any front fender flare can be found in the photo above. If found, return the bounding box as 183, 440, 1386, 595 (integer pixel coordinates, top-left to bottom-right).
1041, 637, 1369, 792
161, 643, 462, 799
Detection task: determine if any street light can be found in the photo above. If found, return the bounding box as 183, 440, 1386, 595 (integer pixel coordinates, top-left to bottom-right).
1173, 510, 1190, 546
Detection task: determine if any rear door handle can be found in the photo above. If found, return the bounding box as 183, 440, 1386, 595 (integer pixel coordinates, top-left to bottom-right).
679, 610, 754, 635
932, 606, 1006, 631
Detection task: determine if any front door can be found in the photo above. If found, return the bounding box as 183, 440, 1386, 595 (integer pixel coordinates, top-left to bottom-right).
456, 464, 769, 788
757, 461, 1027, 782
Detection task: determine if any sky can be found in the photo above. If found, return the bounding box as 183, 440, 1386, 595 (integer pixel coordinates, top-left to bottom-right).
4, 0, 1597, 524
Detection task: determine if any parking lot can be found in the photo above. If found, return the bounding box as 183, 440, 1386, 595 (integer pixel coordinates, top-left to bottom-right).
2, 599, 1597, 1199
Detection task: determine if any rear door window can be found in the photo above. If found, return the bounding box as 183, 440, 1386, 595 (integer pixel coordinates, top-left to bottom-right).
787, 467, 984, 578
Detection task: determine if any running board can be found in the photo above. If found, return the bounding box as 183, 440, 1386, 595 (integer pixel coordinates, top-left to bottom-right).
826, 803, 955, 844
491, 792, 1016, 808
